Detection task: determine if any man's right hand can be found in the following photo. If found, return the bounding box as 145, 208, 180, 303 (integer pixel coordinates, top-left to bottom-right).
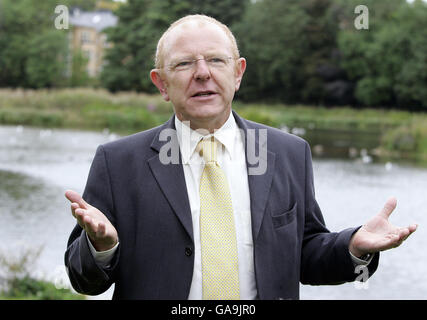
65, 190, 118, 252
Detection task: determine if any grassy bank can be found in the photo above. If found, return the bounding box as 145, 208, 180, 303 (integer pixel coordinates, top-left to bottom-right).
233, 103, 427, 165
0, 88, 426, 165
0, 276, 85, 300
0, 88, 171, 134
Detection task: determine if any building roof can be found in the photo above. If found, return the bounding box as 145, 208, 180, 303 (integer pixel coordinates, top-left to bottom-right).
69, 8, 118, 32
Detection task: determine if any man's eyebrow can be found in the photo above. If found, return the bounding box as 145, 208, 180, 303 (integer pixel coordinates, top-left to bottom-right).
170, 55, 193, 62
169, 52, 230, 63
167, 55, 194, 66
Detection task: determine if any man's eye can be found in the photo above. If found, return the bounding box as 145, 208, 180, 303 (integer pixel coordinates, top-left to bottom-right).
209, 57, 225, 64
175, 61, 192, 68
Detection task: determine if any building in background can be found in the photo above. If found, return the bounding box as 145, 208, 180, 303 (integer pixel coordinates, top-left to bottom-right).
69, 8, 118, 77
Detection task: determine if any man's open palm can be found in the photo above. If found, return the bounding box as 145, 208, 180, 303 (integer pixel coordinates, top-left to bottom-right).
349, 197, 417, 257
65, 190, 118, 252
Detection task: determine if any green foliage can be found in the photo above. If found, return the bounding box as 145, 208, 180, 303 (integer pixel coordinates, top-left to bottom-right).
234, 0, 309, 102
0, 246, 84, 300
1, 276, 85, 300
0, 109, 64, 127
69, 49, 90, 87
338, 0, 427, 109
62, 0, 97, 11
0, 0, 98, 88
0, 88, 171, 135
234, 0, 426, 109
186, 0, 249, 26
26, 30, 68, 88
82, 103, 160, 131
237, 107, 281, 128
0, 0, 426, 109
381, 119, 427, 163
234, 0, 348, 105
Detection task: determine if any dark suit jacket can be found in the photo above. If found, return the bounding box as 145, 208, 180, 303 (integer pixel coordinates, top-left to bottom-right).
64, 111, 379, 300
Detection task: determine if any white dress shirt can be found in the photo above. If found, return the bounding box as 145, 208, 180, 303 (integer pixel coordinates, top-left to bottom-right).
87, 111, 372, 299
175, 112, 257, 300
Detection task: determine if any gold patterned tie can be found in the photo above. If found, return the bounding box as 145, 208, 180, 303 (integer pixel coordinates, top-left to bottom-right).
198, 137, 240, 300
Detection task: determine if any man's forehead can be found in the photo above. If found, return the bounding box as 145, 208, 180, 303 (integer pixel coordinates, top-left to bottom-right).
164, 20, 231, 52
172, 19, 225, 36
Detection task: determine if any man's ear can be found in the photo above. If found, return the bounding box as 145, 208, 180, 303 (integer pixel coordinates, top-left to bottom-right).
150, 69, 170, 101
234, 57, 247, 92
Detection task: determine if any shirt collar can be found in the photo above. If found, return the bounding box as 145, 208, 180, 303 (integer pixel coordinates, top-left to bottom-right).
175, 111, 238, 164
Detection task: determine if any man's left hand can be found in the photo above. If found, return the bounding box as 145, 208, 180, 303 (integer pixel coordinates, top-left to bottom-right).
349, 197, 418, 258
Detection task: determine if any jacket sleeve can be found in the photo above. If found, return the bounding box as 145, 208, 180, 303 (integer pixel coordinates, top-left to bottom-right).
299, 141, 379, 285
64, 145, 119, 295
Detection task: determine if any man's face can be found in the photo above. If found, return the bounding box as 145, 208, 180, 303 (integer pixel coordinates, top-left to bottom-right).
151, 22, 246, 131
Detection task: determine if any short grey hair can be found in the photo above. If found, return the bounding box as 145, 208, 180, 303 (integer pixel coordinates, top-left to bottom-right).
154, 14, 240, 69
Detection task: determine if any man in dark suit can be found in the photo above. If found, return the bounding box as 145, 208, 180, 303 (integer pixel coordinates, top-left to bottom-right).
64, 15, 417, 300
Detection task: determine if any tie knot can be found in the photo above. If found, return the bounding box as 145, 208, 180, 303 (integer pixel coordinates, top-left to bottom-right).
197, 137, 218, 163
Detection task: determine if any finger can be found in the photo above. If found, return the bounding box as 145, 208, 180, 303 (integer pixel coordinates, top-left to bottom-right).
381, 227, 415, 251
398, 227, 410, 237
96, 222, 106, 238
408, 224, 418, 233
83, 215, 98, 235
399, 225, 417, 242
74, 208, 87, 228
387, 233, 402, 249
378, 197, 397, 219
65, 189, 89, 210
70, 202, 79, 218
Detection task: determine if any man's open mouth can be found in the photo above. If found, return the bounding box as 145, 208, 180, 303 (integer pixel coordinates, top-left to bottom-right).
192, 91, 216, 97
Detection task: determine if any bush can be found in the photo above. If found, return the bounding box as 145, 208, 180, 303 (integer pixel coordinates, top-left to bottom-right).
2, 276, 85, 300
237, 107, 282, 128
0, 247, 85, 300
380, 119, 427, 162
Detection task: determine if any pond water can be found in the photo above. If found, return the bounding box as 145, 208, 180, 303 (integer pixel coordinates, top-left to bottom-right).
0, 124, 426, 300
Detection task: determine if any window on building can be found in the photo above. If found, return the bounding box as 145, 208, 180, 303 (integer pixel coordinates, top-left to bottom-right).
81, 31, 92, 44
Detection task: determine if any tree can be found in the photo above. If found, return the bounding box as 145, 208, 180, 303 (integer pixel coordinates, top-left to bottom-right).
338, 0, 427, 109
25, 30, 68, 88
187, 0, 248, 26
0, 0, 100, 88
68, 49, 90, 87
234, 0, 335, 104
0, 0, 52, 87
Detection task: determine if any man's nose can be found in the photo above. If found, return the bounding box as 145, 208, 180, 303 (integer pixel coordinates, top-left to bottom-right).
193, 59, 211, 81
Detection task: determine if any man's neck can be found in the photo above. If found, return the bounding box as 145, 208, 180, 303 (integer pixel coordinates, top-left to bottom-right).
175, 111, 232, 134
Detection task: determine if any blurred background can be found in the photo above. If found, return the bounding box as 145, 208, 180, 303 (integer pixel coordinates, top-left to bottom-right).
0, 0, 426, 300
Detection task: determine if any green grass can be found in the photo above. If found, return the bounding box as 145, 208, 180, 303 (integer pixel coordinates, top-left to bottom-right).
234, 103, 415, 131
0, 276, 85, 300
0, 88, 172, 134
379, 118, 427, 164
0, 88, 426, 165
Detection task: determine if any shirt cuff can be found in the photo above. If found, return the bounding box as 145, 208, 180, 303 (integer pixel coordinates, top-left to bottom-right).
349, 250, 374, 266
86, 232, 119, 268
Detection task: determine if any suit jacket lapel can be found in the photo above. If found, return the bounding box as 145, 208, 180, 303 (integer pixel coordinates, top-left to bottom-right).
147, 112, 276, 244
233, 111, 276, 242
148, 116, 194, 242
